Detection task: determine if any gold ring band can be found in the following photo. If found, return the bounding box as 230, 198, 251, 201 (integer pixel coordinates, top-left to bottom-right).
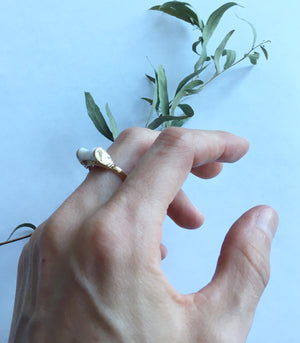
76, 147, 127, 181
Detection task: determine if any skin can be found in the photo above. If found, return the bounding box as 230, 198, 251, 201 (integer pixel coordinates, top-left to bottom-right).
9, 127, 278, 343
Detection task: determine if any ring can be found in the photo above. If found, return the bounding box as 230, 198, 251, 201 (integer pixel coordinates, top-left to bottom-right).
76, 147, 127, 181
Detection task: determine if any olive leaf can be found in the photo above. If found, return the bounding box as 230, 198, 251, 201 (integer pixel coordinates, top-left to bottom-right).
203, 2, 239, 42
177, 103, 194, 117
85, 92, 114, 142
248, 51, 260, 65
192, 37, 203, 55
194, 2, 239, 70
0, 223, 36, 246
170, 79, 204, 116
145, 74, 156, 83
170, 116, 191, 127
157, 64, 170, 117
150, 1, 202, 29
6, 223, 36, 241
223, 49, 237, 69
105, 103, 119, 140
148, 114, 193, 130
260, 45, 269, 60
141, 97, 153, 105
175, 65, 207, 94
236, 14, 257, 48
213, 30, 235, 74
146, 68, 160, 127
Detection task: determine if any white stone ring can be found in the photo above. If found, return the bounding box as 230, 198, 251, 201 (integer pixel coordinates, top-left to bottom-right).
76, 147, 127, 181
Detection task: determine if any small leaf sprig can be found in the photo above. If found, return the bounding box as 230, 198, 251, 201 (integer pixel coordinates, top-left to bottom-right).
1, 1, 269, 246
0, 223, 36, 246
85, 1, 270, 140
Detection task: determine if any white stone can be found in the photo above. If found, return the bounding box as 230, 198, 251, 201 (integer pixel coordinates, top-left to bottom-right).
76, 148, 96, 164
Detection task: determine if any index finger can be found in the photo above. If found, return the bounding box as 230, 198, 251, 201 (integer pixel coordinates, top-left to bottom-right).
113, 128, 249, 228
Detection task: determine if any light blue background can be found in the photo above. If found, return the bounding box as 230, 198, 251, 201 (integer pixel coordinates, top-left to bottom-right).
0, 0, 299, 341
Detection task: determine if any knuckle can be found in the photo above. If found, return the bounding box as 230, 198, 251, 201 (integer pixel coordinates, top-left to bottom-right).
117, 127, 151, 144
158, 127, 191, 151
35, 217, 64, 256
77, 207, 132, 266
117, 127, 156, 157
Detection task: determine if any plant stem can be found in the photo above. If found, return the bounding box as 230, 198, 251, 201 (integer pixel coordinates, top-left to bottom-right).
200, 41, 270, 89
0, 234, 32, 246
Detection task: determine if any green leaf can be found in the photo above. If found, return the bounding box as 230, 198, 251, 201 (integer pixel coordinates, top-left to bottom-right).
223, 49, 237, 69
198, 19, 205, 32
175, 65, 207, 94
260, 45, 269, 60
195, 2, 238, 70
184, 85, 204, 95
105, 103, 119, 140
145, 74, 156, 83
203, 2, 239, 43
177, 103, 194, 116
170, 117, 191, 127
141, 97, 153, 105
146, 69, 160, 127
171, 79, 203, 115
157, 64, 170, 116
85, 92, 114, 142
148, 114, 192, 130
192, 37, 203, 55
7, 223, 36, 241
236, 15, 257, 48
150, 1, 201, 28
194, 49, 208, 71
248, 51, 260, 65
213, 30, 235, 74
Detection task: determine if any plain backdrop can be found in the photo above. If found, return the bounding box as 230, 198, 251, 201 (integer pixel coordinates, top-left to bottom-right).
0, 0, 299, 342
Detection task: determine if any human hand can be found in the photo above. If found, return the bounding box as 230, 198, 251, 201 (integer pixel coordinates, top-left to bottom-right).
9, 128, 278, 343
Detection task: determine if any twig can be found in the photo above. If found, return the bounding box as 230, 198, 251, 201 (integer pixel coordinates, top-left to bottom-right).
0, 234, 32, 246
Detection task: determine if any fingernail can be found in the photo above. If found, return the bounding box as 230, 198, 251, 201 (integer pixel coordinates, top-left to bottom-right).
256, 208, 278, 240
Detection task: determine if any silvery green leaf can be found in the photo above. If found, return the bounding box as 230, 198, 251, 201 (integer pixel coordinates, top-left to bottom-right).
105, 103, 119, 140
236, 15, 257, 48
157, 64, 170, 116
260, 46, 269, 60
85, 92, 114, 142
146, 69, 159, 127
170, 117, 191, 127
145, 74, 156, 83
141, 97, 153, 105
171, 79, 203, 115
199, 19, 205, 32
248, 51, 260, 65
185, 86, 204, 95
192, 37, 203, 55
176, 65, 206, 94
214, 30, 235, 74
194, 49, 208, 71
150, 2, 201, 28
203, 2, 238, 43
223, 49, 237, 69
148, 114, 192, 130
6, 223, 36, 241
194, 2, 238, 70
178, 104, 194, 116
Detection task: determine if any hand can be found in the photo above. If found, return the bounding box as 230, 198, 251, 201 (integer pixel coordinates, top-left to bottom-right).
9, 128, 278, 343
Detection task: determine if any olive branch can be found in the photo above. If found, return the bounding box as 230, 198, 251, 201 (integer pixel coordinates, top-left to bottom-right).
85, 1, 269, 140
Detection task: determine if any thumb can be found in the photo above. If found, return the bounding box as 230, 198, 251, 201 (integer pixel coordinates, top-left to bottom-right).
202, 206, 278, 320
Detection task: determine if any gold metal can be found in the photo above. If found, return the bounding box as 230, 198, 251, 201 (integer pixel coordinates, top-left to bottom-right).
77, 147, 127, 181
